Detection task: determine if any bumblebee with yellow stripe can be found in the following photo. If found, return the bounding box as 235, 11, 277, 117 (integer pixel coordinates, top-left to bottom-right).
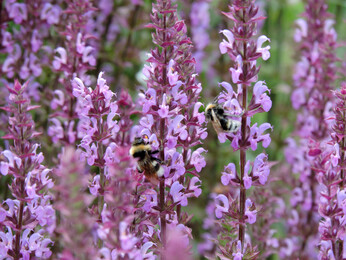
130, 137, 164, 183
205, 103, 242, 134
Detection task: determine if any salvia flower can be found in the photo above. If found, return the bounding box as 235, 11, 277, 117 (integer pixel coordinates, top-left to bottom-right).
133, 0, 207, 255
48, 0, 97, 145
309, 83, 346, 259
0, 80, 55, 259
72, 72, 120, 235
285, 0, 339, 257
208, 0, 272, 258
1, 1, 60, 85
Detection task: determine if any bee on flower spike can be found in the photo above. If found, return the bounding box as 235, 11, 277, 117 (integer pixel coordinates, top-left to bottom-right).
130, 136, 164, 183
205, 103, 243, 134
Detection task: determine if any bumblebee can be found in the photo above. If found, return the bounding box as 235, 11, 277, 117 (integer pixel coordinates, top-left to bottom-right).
205, 103, 242, 134
130, 137, 164, 182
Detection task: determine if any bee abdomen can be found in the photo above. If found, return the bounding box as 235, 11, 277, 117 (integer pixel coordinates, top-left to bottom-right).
220, 117, 230, 130
152, 160, 160, 171
227, 120, 241, 132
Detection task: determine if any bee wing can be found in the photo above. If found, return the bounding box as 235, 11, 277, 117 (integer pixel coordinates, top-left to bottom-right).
210, 117, 224, 133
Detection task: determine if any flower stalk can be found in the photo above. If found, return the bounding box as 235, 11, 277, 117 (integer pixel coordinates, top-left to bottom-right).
213, 0, 272, 257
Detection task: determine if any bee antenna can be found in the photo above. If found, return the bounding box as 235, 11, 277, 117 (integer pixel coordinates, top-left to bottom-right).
213, 96, 219, 104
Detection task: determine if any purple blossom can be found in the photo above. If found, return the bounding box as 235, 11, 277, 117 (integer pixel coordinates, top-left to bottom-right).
232, 241, 243, 260
215, 195, 229, 219
171, 182, 188, 206
219, 30, 234, 55
40, 3, 61, 25
245, 199, 257, 224
253, 153, 270, 185
7, 3, 27, 24
190, 148, 207, 173
244, 171, 252, 190
189, 177, 202, 197
256, 36, 271, 60
221, 163, 237, 186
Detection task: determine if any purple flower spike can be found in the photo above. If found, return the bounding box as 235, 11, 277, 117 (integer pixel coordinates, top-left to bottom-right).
0, 80, 55, 259
133, 0, 207, 255
284, 0, 339, 258
47, 0, 97, 145
309, 84, 346, 259
207, 0, 272, 258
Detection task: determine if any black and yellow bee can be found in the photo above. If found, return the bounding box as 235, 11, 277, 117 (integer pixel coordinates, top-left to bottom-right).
130, 137, 163, 182
205, 103, 242, 134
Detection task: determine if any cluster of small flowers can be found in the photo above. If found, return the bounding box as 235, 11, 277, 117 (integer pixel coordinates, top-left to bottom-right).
0, 1, 61, 102
1, 1, 60, 80
309, 84, 346, 259
133, 0, 207, 255
72, 72, 120, 240
72, 72, 157, 258
48, 0, 97, 145
285, 0, 339, 257
0, 81, 55, 259
211, 0, 272, 257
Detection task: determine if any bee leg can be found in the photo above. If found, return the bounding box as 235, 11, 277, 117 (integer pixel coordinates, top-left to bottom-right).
137, 165, 143, 173
228, 110, 244, 117
149, 150, 159, 155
